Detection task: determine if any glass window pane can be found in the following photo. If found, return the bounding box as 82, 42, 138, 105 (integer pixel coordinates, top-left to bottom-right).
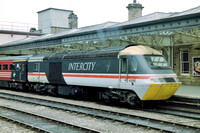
182, 63, 189, 73
144, 55, 170, 68
122, 58, 127, 72
183, 52, 189, 61
184, 63, 189, 72
3, 65, 8, 70
34, 63, 39, 72
130, 57, 138, 72
180, 51, 189, 74
9, 64, 15, 70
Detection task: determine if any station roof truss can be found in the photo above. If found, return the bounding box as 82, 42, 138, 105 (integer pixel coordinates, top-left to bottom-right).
173, 27, 200, 45
0, 6, 200, 55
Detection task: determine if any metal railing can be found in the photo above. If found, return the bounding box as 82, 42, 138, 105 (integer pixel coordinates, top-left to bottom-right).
0, 21, 38, 32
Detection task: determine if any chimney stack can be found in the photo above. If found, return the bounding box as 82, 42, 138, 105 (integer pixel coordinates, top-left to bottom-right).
68, 12, 78, 29
127, 0, 144, 21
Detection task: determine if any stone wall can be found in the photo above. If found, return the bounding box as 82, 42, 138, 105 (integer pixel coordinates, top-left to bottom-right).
128, 8, 143, 20
126, 1, 144, 21
173, 44, 200, 86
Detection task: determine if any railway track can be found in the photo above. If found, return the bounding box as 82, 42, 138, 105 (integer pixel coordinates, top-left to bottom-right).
170, 95, 200, 103
0, 105, 98, 133
141, 96, 200, 121
0, 90, 200, 133
167, 96, 200, 108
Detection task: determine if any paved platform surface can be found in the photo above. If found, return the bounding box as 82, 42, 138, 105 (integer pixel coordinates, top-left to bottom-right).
174, 85, 200, 99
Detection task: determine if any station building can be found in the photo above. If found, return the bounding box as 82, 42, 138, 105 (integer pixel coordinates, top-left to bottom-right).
127, 1, 200, 86
173, 38, 200, 86
37, 8, 78, 34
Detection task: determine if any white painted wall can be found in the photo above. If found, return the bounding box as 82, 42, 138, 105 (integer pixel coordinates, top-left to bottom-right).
38, 8, 72, 34
0, 32, 41, 45
38, 10, 51, 34
0, 33, 27, 45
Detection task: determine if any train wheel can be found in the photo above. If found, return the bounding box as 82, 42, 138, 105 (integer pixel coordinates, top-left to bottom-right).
127, 93, 141, 107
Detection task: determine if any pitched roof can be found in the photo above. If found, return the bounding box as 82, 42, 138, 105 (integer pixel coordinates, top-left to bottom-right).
1, 6, 200, 47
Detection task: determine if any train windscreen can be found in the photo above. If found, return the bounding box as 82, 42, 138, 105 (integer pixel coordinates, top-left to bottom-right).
144, 55, 171, 69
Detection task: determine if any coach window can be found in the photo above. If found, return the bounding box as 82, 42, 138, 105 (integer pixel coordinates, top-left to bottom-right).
34, 63, 39, 72
3, 64, 8, 70
0, 65, 1, 70
9, 64, 15, 71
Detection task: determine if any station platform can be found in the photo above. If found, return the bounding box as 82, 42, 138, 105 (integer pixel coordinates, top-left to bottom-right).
174, 85, 200, 99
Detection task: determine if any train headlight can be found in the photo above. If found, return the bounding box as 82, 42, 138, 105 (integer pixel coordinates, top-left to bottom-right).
151, 77, 177, 83
174, 77, 180, 82
151, 78, 161, 83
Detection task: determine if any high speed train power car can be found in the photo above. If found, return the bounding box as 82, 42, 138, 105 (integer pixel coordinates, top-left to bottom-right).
0, 45, 181, 106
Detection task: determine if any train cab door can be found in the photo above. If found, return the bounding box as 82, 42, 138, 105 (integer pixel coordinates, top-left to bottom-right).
119, 56, 130, 89
49, 62, 62, 84
32, 62, 40, 82
12, 61, 27, 82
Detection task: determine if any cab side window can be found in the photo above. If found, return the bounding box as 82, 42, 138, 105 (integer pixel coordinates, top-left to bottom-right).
121, 58, 127, 73
130, 57, 138, 73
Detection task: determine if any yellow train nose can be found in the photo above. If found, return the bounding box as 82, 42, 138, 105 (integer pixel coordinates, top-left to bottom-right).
142, 82, 182, 100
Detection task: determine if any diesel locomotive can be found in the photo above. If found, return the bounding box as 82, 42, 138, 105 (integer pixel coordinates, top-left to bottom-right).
0, 45, 181, 106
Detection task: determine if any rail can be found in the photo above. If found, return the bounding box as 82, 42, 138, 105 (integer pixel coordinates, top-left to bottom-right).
0, 21, 38, 32
0, 91, 200, 133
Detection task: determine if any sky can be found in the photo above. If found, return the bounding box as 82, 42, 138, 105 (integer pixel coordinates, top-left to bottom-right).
0, 0, 200, 29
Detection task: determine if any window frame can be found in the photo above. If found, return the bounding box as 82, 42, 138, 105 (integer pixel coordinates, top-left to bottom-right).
180, 51, 190, 75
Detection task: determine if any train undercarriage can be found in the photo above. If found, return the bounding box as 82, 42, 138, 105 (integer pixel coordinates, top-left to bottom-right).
7, 81, 141, 106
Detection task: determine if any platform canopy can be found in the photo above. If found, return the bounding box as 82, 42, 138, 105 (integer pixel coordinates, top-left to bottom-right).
0, 6, 200, 55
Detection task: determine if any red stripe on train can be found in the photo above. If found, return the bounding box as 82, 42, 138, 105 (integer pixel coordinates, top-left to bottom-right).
0, 72, 11, 81
28, 73, 46, 76
62, 74, 176, 79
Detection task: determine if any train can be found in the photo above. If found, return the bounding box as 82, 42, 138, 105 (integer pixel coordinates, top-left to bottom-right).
0, 45, 181, 106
